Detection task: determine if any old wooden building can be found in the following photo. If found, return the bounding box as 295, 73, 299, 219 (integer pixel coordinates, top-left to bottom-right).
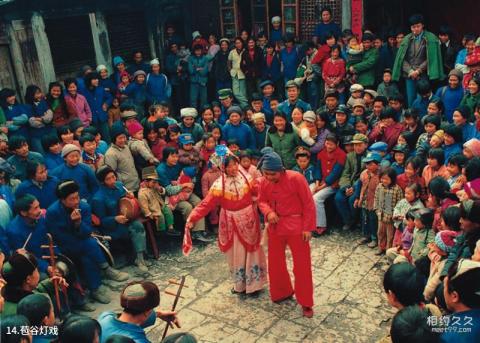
0, 0, 477, 100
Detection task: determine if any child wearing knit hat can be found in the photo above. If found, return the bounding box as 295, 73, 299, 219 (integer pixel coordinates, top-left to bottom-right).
463, 138, 480, 159
127, 121, 160, 173
424, 230, 459, 301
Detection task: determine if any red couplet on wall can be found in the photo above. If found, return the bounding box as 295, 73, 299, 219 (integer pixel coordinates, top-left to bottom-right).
351, 0, 363, 39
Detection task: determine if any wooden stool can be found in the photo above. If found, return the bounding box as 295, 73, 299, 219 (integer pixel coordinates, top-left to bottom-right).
139, 217, 159, 259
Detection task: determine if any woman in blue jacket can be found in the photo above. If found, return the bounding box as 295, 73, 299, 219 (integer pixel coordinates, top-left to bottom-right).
188, 44, 210, 109
81, 72, 112, 144
146, 59, 171, 106
24, 85, 54, 154
0, 88, 29, 141
124, 70, 148, 119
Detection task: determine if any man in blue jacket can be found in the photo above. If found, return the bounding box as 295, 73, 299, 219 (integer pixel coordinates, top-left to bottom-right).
15, 160, 58, 209
51, 144, 98, 201
98, 281, 180, 343
80, 72, 113, 144
47, 180, 129, 305
278, 81, 311, 122
91, 165, 148, 272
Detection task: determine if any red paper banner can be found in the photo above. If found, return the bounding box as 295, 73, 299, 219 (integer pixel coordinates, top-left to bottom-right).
351, 0, 363, 39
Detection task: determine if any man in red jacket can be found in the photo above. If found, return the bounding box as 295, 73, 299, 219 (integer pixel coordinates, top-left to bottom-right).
257, 151, 315, 317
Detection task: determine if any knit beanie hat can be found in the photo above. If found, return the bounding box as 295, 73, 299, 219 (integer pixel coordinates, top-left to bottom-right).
127, 121, 144, 137
111, 125, 128, 143
258, 152, 284, 172
180, 107, 198, 118
464, 138, 480, 157
61, 144, 81, 158
434, 230, 459, 254
226, 106, 243, 117
432, 130, 445, 142
464, 178, 480, 200
96, 64, 107, 73
120, 281, 160, 312
133, 70, 146, 79
2, 252, 38, 287
448, 68, 463, 81
113, 56, 125, 67
182, 166, 197, 178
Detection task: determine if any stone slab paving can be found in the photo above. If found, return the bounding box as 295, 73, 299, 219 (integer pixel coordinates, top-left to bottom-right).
86, 230, 396, 343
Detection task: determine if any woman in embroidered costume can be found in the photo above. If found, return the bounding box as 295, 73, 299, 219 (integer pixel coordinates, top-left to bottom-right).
184, 147, 267, 294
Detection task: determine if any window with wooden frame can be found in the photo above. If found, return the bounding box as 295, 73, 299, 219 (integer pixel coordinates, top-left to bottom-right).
219, 0, 239, 39
251, 0, 269, 37
282, 0, 299, 38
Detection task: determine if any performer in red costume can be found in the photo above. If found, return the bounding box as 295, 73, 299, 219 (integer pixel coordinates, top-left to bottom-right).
184, 147, 267, 295
257, 151, 315, 317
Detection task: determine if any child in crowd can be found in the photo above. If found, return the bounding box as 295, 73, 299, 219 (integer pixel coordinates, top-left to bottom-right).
463, 138, 480, 160
178, 133, 201, 168
144, 121, 167, 161
374, 167, 403, 255
83, 126, 108, 155
292, 147, 319, 192
345, 37, 363, 84
356, 152, 382, 248
80, 133, 103, 171
137, 166, 177, 236
439, 206, 462, 232
422, 148, 449, 186
397, 157, 427, 198
347, 84, 364, 108
409, 208, 435, 263
390, 144, 408, 175
386, 209, 417, 264
368, 141, 390, 170
226, 139, 240, 155
69, 119, 84, 141
167, 166, 197, 210
201, 162, 221, 229
322, 44, 346, 98
392, 183, 425, 245
199, 133, 216, 174
377, 69, 399, 100
127, 121, 160, 174
107, 97, 121, 128
42, 134, 63, 171
424, 230, 459, 301
416, 115, 441, 151
239, 150, 261, 180
166, 124, 181, 149
446, 154, 468, 189
57, 125, 80, 148
443, 124, 464, 164
116, 71, 130, 101
291, 107, 304, 131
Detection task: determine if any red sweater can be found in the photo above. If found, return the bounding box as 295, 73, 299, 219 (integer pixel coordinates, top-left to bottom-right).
316, 147, 346, 188
258, 171, 316, 235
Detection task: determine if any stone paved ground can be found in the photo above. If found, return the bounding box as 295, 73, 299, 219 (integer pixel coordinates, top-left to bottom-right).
87, 229, 397, 343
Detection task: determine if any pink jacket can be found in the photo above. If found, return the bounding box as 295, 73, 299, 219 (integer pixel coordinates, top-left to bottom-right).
65, 93, 92, 126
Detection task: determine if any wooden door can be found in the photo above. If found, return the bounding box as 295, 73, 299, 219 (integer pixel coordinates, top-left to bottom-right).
219, 0, 239, 39
282, 0, 299, 38
0, 45, 19, 95
251, 0, 269, 36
